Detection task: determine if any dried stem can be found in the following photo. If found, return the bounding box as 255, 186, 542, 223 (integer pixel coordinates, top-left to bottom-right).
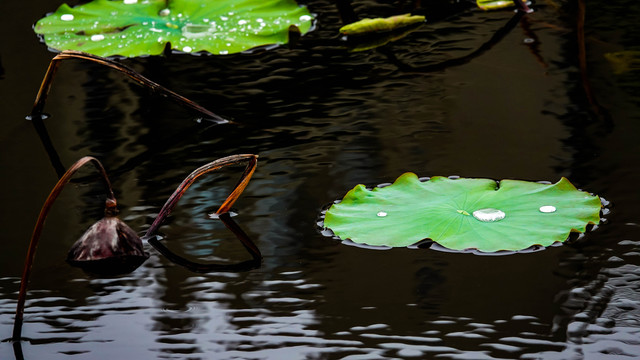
13, 156, 115, 341
30, 50, 228, 124
143, 154, 258, 239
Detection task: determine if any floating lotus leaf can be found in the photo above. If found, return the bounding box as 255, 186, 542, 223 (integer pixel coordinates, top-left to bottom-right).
339, 14, 425, 36
323, 173, 602, 252
34, 0, 314, 57
476, 0, 516, 11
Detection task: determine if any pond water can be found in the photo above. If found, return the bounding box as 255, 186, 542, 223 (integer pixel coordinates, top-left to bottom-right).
1, 0, 640, 359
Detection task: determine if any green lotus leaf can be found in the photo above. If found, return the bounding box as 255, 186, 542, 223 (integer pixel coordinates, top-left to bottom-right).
34, 0, 314, 57
323, 173, 602, 252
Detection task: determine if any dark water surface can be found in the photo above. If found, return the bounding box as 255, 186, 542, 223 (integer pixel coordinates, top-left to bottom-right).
2, 0, 640, 359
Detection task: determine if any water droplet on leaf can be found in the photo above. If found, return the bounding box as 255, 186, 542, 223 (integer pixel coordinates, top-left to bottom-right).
472, 208, 506, 222
377, 211, 388, 217
159, 8, 170, 17
61, 14, 74, 21
91, 34, 105, 41
539, 205, 557, 213
182, 24, 215, 38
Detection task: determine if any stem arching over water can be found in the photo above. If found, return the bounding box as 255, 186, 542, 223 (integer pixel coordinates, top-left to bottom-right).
143, 154, 258, 239
143, 154, 261, 271
13, 156, 115, 341
29, 50, 228, 123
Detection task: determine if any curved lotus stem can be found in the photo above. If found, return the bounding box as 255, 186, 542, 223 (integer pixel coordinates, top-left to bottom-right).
13, 156, 115, 341
29, 50, 228, 124
143, 154, 258, 239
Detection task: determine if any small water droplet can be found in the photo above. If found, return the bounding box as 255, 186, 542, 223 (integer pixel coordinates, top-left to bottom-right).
159, 8, 170, 17
90, 34, 105, 41
299, 15, 312, 22
377, 211, 388, 217
219, 50, 229, 55
123, 0, 137, 4
238, 20, 248, 25
523, 38, 535, 44
539, 205, 556, 213
472, 208, 506, 222
60, 14, 74, 21
182, 46, 192, 52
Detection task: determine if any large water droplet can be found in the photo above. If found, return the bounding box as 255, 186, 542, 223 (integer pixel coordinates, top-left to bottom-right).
377, 211, 388, 217
539, 205, 557, 213
91, 34, 105, 41
182, 24, 215, 39
299, 15, 312, 22
182, 46, 193, 52
472, 208, 506, 222
60, 14, 74, 21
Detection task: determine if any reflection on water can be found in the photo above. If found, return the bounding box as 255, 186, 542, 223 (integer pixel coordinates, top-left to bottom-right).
1, 0, 640, 359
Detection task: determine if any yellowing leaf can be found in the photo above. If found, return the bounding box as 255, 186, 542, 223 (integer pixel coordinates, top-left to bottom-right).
339, 14, 425, 36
